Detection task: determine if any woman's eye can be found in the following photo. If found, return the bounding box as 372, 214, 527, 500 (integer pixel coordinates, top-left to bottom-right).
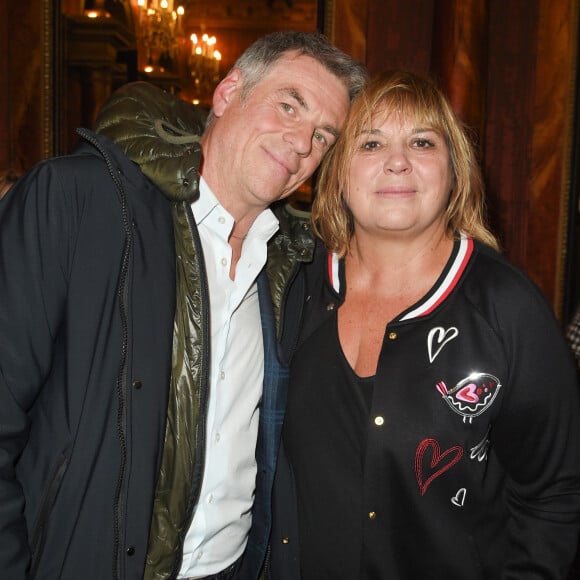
414, 138, 435, 148
362, 140, 380, 150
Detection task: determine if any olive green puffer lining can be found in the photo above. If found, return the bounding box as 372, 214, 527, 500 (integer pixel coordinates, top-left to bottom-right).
143, 201, 207, 580
94, 81, 206, 203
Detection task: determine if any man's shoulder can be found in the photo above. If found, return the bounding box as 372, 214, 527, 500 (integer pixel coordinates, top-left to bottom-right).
271, 202, 314, 247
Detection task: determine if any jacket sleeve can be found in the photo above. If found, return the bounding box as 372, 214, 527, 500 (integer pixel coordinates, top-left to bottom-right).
0, 161, 79, 577
489, 276, 580, 579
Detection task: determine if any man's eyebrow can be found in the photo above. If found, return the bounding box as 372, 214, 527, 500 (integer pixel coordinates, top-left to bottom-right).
281, 87, 307, 110
322, 124, 340, 139
281, 87, 340, 139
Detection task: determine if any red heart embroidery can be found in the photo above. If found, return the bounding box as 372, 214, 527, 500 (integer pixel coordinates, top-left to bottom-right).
415, 438, 463, 496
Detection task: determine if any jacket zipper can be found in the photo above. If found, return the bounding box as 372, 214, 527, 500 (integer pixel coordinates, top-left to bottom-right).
77, 129, 132, 580
263, 543, 272, 580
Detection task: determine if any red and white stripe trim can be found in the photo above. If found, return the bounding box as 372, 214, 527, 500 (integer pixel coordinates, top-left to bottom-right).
326, 235, 474, 320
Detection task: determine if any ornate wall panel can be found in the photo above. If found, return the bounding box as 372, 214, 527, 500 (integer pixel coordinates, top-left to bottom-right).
528, 0, 578, 317
1, 0, 57, 175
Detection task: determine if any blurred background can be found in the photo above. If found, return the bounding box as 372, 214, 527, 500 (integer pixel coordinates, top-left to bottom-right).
0, 0, 579, 333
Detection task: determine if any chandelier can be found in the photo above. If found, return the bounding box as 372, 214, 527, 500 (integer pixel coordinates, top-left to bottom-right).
134, 0, 222, 105
187, 33, 222, 105
136, 0, 184, 73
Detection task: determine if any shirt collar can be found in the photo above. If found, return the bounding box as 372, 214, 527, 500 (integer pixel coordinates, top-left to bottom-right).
192, 177, 279, 242
191, 176, 221, 226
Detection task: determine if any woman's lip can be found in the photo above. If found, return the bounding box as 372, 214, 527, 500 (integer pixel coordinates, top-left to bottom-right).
377, 186, 415, 194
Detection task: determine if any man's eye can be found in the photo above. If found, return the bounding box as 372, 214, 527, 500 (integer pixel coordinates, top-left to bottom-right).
313, 131, 328, 146
281, 102, 294, 113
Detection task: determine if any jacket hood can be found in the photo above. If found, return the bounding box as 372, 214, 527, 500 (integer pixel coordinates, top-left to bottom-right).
93, 81, 207, 202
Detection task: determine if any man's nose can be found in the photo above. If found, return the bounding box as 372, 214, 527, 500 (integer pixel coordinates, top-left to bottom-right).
284, 126, 313, 157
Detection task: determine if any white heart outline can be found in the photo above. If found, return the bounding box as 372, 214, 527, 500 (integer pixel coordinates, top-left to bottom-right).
451, 487, 466, 507
428, 326, 459, 363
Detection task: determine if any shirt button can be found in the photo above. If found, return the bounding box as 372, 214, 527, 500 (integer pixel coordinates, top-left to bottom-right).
368, 511, 376, 520
207, 494, 214, 503
221, 258, 227, 266
218, 216, 225, 224
374, 416, 384, 426
388, 332, 397, 340
220, 370, 225, 380
215, 432, 221, 442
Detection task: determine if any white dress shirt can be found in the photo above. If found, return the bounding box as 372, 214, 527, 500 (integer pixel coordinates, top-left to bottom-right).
178, 178, 279, 578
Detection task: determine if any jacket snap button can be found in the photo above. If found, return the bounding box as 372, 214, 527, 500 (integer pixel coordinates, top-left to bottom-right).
132, 379, 142, 389
126, 546, 135, 556
326, 302, 335, 311
368, 511, 376, 520
281, 537, 290, 544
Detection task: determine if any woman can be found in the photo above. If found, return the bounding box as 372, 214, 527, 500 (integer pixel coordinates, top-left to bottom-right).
269, 71, 580, 579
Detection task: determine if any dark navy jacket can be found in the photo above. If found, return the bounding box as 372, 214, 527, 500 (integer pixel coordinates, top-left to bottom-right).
0, 128, 314, 580
270, 237, 580, 580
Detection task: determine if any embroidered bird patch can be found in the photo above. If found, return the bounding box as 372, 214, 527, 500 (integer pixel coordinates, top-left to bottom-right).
436, 372, 501, 423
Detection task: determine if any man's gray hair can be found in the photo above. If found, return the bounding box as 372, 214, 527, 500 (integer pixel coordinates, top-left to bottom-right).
205, 31, 368, 126
233, 30, 368, 102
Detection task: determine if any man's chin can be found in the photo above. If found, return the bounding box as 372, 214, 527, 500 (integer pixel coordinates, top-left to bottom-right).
251, 182, 293, 206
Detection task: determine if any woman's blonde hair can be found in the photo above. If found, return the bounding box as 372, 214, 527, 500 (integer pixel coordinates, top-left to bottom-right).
312, 70, 499, 256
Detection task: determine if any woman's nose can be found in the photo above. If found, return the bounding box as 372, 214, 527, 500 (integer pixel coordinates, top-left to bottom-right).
383, 149, 410, 174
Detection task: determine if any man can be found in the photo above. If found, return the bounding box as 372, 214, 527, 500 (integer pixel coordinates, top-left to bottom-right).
0, 31, 367, 579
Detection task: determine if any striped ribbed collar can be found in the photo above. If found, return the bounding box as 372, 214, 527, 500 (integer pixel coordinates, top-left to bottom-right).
327, 235, 474, 322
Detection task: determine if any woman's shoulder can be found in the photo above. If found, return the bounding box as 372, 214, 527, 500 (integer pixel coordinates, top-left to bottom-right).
464, 239, 559, 326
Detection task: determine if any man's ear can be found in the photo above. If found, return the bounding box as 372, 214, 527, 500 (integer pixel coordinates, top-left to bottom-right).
212, 68, 242, 117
